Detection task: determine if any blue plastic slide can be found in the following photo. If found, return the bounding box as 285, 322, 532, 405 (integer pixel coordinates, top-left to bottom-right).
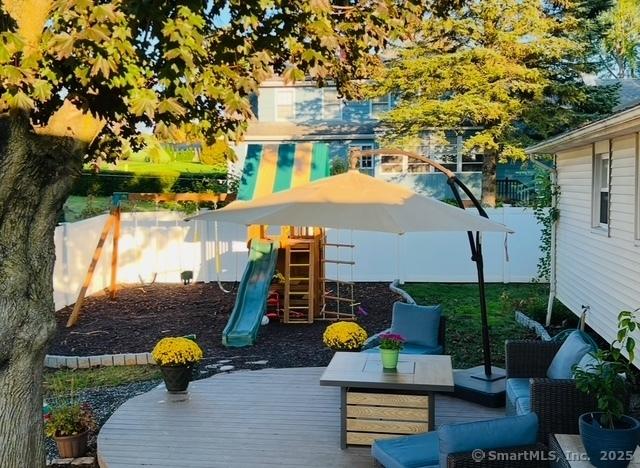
222, 239, 278, 347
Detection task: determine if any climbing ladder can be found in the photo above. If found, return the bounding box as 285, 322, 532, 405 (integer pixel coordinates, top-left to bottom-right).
320, 231, 358, 321
283, 227, 319, 323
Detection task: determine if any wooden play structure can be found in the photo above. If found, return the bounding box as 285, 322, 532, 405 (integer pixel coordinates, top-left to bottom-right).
250, 225, 358, 324
66, 192, 230, 327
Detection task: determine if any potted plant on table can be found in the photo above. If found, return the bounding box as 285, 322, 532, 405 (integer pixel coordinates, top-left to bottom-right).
378, 333, 405, 370
45, 402, 96, 458
152, 336, 204, 393
574, 310, 640, 468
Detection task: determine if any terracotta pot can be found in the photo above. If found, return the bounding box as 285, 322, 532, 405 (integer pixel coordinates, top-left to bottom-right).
160, 364, 192, 392
54, 430, 88, 458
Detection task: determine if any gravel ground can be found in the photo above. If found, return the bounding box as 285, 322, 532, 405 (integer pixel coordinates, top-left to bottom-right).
46, 380, 161, 460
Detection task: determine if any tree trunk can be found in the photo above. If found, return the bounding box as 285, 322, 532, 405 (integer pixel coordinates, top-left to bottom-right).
0, 113, 84, 468
481, 148, 498, 207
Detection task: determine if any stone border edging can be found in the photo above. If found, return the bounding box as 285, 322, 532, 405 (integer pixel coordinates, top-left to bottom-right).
514, 310, 551, 341
45, 352, 155, 369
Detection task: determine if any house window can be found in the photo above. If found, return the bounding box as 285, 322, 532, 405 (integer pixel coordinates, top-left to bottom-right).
275, 89, 295, 121
323, 89, 342, 120
371, 95, 390, 119
593, 150, 610, 227
418, 131, 484, 172
380, 155, 404, 173
350, 144, 374, 174
462, 151, 484, 172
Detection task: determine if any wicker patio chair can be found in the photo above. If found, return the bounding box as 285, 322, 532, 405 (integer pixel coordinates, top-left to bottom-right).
505, 340, 598, 441
446, 443, 549, 467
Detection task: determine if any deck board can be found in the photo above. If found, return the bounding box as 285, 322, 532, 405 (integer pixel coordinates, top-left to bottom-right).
98, 367, 503, 467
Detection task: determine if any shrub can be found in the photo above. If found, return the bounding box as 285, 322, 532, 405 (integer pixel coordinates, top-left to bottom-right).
323, 322, 368, 351
200, 140, 235, 167
151, 337, 204, 366
71, 169, 227, 196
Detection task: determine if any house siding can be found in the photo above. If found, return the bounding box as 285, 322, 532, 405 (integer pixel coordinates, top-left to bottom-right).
240, 80, 533, 201
555, 133, 640, 345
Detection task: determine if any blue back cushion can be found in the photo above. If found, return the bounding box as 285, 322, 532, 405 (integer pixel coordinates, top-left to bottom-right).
574, 352, 598, 375
438, 413, 539, 467
391, 302, 441, 348
547, 331, 594, 379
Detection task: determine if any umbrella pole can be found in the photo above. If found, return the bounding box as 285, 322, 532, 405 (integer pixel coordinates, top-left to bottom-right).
446, 179, 494, 377
474, 235, 493, 377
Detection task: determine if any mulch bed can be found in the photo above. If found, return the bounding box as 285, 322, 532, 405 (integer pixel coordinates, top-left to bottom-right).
50, 282, 399, 370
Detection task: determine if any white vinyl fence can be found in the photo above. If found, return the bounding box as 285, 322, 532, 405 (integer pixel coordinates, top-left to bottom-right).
53, 207, 543, 311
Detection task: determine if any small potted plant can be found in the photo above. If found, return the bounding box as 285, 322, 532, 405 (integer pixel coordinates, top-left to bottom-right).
574, 310, 640, 468
378, 333, 405, 370
45, 402, 96, 458
323, 322, 368, 352
152, 336, 204, 393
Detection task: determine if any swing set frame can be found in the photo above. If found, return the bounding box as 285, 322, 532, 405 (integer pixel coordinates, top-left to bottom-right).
66, 192, 232, 327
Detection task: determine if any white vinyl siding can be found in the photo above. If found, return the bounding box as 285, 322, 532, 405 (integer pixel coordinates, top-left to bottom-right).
555, 134, 640, 352
636, 133, 640, 240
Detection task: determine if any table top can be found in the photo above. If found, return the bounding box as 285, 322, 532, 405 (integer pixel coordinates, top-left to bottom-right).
553, 434, 640, 467
319, 352, 454, 392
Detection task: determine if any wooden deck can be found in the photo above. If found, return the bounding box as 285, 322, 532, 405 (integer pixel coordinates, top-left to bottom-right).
98, 367, 503, 467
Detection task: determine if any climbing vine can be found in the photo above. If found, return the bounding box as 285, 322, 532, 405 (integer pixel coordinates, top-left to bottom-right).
532, 166, 560, 281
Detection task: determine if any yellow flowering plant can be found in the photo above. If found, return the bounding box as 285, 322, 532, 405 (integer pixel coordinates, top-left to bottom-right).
152, 337, 204, 367
323, 322, 368, 351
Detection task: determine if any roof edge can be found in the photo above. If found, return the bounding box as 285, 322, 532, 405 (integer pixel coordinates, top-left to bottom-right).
525, 104, 640, 154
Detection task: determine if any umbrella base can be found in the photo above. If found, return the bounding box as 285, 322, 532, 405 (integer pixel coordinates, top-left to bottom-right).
453, 366, 506, 408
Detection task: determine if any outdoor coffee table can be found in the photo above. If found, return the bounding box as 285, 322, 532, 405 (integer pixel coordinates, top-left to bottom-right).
320, 352, 454, 448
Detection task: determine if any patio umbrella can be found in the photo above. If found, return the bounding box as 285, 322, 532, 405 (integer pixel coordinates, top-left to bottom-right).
190, 167, 511, 393
188, 170, 512, 234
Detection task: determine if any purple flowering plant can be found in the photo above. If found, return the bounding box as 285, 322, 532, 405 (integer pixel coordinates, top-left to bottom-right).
379, 332, 405, 351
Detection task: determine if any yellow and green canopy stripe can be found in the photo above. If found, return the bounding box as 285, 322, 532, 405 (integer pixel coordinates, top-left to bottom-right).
237, 143, 330, 201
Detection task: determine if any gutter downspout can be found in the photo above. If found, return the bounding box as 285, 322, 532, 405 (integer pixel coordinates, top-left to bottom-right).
528, 153, 558, 326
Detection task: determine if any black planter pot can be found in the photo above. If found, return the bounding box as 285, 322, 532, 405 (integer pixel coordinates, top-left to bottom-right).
579, 412, 640, 468
160, 365, 192, 392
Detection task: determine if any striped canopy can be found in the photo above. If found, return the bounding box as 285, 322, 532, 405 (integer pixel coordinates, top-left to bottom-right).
237, 143, 330, 201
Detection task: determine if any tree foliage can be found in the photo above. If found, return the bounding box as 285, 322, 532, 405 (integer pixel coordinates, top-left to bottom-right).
597, 0, 640, 78
0, 0, 428, 158
0, 2, 435, 466
368, 0, 617, 204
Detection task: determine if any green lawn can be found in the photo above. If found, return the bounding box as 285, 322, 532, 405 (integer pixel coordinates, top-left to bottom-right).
63, 195, 190, 222
44, 365, 160, 397
403, 282, 574, 368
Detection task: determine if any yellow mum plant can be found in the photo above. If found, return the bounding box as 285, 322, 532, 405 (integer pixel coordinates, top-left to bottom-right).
323, 322, 368, 351
152, 337, 203, 366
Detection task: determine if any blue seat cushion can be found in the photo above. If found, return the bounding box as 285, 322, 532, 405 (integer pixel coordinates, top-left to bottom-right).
438, 413, 539, 467
362, 343, 443, 355
515, 396, 531, 415
372, 431, 439, 468
391, 302, 441, 348
547, 330, 593, 379
506, 378, 530, 403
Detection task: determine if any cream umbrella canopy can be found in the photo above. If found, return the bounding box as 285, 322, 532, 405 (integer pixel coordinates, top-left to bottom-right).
189, 169, 512, 234
192, 160, 512, 400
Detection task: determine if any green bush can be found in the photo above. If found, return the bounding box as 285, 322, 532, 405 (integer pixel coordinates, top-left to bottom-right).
71, 169, 227, 196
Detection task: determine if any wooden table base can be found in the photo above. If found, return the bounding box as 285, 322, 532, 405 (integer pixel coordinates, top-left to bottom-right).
341, 388, 434, 449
